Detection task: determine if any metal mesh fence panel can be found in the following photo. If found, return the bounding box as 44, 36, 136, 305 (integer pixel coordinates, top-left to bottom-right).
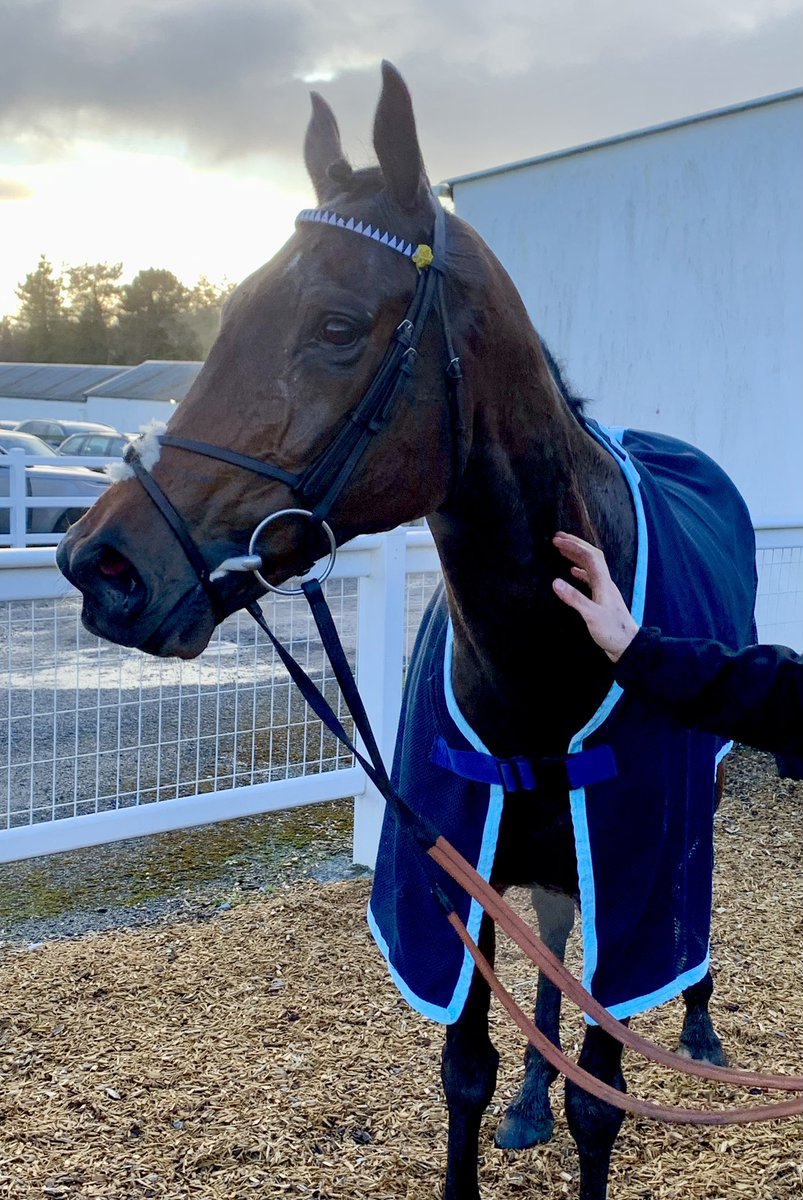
403, 571, 442, 670
756, 544, 803, 649
0, 581, 356, 832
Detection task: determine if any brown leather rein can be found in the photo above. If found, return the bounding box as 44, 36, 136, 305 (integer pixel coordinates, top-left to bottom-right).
245, 589, 803, 1128
429, 835, 803, 1124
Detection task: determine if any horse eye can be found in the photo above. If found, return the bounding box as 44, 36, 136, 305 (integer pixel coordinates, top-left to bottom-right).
319, 317, 358, 347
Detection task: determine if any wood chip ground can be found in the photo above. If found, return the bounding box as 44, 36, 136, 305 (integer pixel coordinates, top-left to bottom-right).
1, 752, 802, 1198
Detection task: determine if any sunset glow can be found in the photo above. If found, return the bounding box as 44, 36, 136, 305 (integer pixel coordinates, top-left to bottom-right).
1, 140, 311, 313
2, 0, 801, 323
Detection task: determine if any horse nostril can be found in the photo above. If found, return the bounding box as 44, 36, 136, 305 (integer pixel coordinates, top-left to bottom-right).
97, 546, 135, 581
83, 544, 147, 616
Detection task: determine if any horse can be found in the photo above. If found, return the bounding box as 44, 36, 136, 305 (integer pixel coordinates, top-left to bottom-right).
57, 62, 757, 1200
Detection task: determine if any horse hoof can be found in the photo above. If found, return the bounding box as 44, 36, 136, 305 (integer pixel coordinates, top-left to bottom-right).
494, 1108, 555, 1149
676, 1039, 729, 1068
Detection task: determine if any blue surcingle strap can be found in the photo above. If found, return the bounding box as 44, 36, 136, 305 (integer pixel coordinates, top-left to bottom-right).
431, 736, 617, 793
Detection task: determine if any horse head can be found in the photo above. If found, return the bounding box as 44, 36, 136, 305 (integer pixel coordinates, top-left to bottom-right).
58, 63, 479, 657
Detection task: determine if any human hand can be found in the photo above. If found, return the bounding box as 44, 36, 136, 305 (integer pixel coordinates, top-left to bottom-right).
551, 532, 639, 662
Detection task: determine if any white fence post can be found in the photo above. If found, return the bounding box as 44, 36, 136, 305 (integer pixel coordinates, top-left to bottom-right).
8, 449, 27, 548
352, 526, 408, 867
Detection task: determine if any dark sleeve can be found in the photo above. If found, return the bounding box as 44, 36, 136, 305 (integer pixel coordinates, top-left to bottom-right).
613, 627, 803, 756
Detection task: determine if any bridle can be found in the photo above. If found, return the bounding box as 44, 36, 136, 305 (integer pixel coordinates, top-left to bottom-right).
121, 199, 803, 1124
124, 199, 465, 605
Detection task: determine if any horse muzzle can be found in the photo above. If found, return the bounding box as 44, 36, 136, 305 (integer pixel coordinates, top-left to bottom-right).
57, 521, 221, 658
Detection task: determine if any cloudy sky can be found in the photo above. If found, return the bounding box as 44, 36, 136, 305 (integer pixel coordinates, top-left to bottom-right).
1, 0, 801, 315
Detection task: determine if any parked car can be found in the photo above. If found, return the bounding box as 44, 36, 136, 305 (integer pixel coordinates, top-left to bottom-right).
0, 420, 19, 430
0, 431, 110, 538
58, 431, 132, 463
14, 418, 119, 449
0, 431, 58, 456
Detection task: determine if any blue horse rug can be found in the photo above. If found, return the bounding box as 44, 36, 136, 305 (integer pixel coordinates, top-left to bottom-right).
368, 422, 757, 1024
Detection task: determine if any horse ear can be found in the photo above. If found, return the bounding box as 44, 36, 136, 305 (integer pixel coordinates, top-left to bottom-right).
304, 92, 349, 203
373, 61, 431, 211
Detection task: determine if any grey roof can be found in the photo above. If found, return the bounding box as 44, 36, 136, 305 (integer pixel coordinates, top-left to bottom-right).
85, 360, 202, 402
0, 362, 129, 401
444, 87, 803, 188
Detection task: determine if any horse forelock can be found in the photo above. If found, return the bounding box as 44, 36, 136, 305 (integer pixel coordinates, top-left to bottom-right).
330, 165, 385, 203
313, 165, 440, 248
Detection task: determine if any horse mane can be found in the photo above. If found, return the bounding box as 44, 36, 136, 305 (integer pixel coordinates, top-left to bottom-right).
330, 167, 588, 423
539, 338, 588, 420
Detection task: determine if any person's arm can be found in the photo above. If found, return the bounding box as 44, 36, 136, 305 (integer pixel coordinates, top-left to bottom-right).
614, 626, 803, 755
552, 532, 803, 757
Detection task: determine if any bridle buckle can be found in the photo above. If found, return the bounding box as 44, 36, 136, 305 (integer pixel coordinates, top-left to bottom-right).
395, 318, 414, 345
400, 346, 418, 376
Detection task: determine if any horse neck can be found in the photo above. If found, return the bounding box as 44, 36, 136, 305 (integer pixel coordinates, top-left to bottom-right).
427, 306, 635, 756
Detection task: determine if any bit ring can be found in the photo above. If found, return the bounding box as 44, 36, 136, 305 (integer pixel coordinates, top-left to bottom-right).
248, 508, 337, 596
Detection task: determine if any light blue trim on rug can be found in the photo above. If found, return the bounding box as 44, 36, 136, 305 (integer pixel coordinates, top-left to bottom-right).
366, 906, 459, 1023
715, 740, 734, 768
568, 421, 654, 1022
438, 620, 506, 1024
603, 953, 711, 1021
567, 680, 624, 1018
367, 620, 504, 1026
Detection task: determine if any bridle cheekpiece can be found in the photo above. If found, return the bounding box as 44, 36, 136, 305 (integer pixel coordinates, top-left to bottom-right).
123, 199, 464, 605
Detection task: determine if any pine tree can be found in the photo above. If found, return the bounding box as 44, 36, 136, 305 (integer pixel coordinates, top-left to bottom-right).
14, 256, 67, 361
3, 260, 235, 364
115, 268, 202, 362
0, 316, 24, 361
182, 275, 235, 358
65, 262, 123, 363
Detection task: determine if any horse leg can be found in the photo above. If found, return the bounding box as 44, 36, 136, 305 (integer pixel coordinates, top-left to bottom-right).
678, 969, 728, 1065
495, 886, 575, 1149
675, 759, 729, 1066
565, 1025, 627, 1200
441, 915, 500, 1200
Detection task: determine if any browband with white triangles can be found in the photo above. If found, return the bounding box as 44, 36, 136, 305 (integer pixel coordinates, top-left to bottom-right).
296, 208, 418, 259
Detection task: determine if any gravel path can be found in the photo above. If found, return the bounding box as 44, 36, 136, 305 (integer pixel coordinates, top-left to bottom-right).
0, 799, 370, 948
2, 753, 803, 1199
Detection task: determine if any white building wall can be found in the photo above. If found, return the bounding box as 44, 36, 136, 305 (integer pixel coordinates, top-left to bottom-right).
450, 92, 803, 526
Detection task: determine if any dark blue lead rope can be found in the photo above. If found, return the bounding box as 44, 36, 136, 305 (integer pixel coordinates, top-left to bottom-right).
246, 583, 442, 854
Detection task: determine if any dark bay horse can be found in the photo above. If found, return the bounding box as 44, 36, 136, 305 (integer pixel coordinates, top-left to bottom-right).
57, 63, 753, 1200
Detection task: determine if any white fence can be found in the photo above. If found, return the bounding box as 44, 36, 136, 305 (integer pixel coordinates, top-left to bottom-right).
0, 479, 801, 869
0, 449, 112, 548
0, 529, 441, 867
754, 525, 803, 652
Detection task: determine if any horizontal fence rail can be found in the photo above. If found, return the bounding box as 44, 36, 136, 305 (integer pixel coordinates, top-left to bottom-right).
0, 529, 440, 866
0, 516, 801, 867
0, 449, 113, 548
